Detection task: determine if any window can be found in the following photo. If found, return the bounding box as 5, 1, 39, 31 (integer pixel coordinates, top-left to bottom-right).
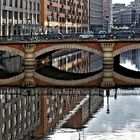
37, 3, 40, 11
9, 0, 12, 7
20, 0, 23, 8
31, 103, 33, 112
2, 124, 5, 133
29, 1, 32, 10
15, 0, 18, 7
24, 110, 26, 117
8, 134, 11, 140
8, 120, 11, 128
24, 123, 27, 129
9, 11, 13, 19
34, 2, 36, 10
37, 14, 39, 23
20, 12, 23, 20
14, 12, 18, 20
19, 113, 22, 121
3, 10, 7, 19
14, 116, 16, 125
8, 106, 11, 115
2, 109, 5, 118
3, 0, 6, 6
25, 1, 28, 9
14, 103, 17, 110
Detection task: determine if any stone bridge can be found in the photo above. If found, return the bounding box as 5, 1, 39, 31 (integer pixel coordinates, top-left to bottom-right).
0, 40, 140, 88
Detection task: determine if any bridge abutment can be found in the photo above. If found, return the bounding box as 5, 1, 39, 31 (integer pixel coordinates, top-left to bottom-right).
100, 43, 115, 88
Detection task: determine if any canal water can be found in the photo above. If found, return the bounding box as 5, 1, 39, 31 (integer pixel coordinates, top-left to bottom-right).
46, 89, 140, 140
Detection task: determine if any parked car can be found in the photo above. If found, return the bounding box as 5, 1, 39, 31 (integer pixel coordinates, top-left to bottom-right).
79, 31, 94, 39
113, 31, 135, 39
45, 32, 64, 40
98, 30, 107, 39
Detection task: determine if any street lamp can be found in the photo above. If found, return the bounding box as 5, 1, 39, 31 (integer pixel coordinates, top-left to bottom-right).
133, 20, 136, 31
47, 17, 50, 33
112, 18, 117, 32
65, 12, 68, 34
77, 17, 78, 33
106, 16, 109, 33
27, 18, 32, 39
113, 18, 116, 26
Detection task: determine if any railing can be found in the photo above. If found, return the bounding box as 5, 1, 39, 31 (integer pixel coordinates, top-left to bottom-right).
0, 34, 80, 42
0, 33, 140, 43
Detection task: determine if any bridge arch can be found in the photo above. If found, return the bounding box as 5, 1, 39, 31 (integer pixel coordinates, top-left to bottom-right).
0, 45, 24, 57
113, 71, 140, 85
34, 72, 103, 86
0, 73, 24, 86
35, 43, 102, 58
113, 43, 140, 57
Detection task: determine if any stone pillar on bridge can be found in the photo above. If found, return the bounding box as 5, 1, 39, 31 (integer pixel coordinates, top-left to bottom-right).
22, 44, 37, 87
100, 43, 115, 88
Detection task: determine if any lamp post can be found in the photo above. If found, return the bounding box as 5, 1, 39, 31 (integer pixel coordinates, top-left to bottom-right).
113, 18, 116, 26
134, 20, 136, 31
65, 12, 68, 34
77, 17, 78, 33
27, 18, 32, 39
112, 18, 117, 32
106, 16, 109, 33
47, 17, 50, 33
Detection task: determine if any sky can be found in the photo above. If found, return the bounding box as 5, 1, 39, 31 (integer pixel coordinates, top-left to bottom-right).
112, 0, 132, 5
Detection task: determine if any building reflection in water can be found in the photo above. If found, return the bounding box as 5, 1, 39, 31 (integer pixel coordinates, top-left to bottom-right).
0, 88, 40, 140
0, 88, 104, 140
106, 89, 110, 114
63, 90, 104, 129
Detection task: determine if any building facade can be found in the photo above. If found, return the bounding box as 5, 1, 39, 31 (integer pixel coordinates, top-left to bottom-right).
113, 7, 136, 27
40, 0, 89, 33
112, 0, 140, 32
113, 3, 125, 12
0, 0, 40, 36
89, 0, 104, 33
0, 0, 89, 36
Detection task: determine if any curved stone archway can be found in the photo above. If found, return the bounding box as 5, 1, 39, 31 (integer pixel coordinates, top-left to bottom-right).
0, 73, 25, 86
113, 71, 140, 85
34, 71, 103, 86
35, 43, 102, 58
0, 45, 25, 57
113, 43, 140, 57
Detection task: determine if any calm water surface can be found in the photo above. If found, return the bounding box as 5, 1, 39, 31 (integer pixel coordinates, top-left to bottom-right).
50, 94, 140, 140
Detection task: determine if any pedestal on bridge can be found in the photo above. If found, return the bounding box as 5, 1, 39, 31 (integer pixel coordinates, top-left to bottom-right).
100, 43, 115, 88
22, 44, 37, 87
